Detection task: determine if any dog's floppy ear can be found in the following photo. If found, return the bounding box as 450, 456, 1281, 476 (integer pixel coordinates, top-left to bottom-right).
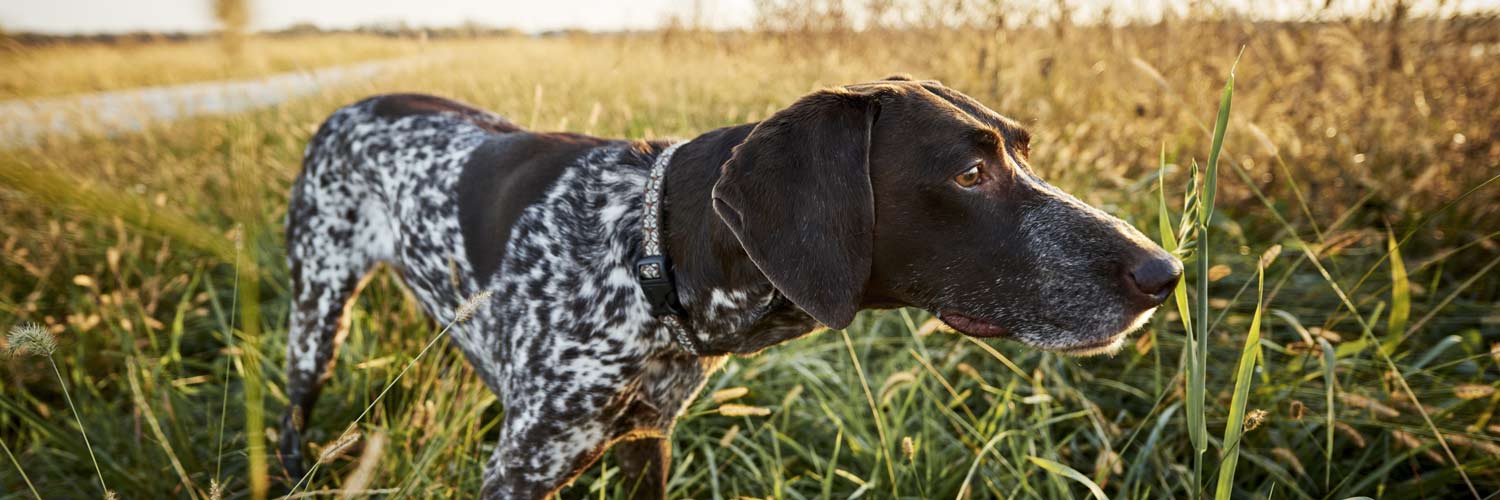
711, 88, 881, 329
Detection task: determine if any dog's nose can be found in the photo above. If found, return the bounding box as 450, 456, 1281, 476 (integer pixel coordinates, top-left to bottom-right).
1128, 254, 1182, 304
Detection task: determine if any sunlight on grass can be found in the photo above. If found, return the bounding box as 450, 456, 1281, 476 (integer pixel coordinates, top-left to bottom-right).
2, 19, 1498, 499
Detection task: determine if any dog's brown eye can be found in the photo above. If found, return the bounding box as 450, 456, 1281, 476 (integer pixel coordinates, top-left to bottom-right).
954, 164, 984, 188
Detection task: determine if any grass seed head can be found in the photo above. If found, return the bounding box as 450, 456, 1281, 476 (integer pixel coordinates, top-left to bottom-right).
1334, 421, 1367, 448
711, 386, 750, 404
1259, 244, 1283, 269
1207, 264, 1232, 282
1269, 448, 1306, 476
318, 431, 361, 465
454, 289, 494, 323
1243, 408, 1268, 431
717, 404, 770, 417
7, 322, 57, 357
72, 274, 97, 289
1391, 430, 1446, 463
1288, 400, 1306, 420
1454, 384, 1495, 400
1338, 392, 1400, 418
780, 384, 804, 408
878, 370, 917, 406
1443, 431, 1500, 455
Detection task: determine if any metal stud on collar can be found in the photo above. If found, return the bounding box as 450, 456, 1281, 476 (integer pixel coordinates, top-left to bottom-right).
638, 142, 704, 355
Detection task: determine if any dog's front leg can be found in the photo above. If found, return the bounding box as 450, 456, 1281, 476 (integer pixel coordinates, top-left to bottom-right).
614, 436, 670, 499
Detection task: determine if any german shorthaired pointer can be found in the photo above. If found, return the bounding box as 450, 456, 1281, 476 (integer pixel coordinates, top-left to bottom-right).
279, 76, 1182, 498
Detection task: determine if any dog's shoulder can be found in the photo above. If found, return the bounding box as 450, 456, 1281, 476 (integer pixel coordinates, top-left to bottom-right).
458, 131, 640, 284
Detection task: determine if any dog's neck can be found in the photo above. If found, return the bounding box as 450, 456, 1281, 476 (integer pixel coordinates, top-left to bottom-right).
657, 124, 824, 354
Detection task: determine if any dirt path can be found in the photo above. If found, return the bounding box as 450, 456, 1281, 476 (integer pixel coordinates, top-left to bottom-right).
0, 57, 419, 148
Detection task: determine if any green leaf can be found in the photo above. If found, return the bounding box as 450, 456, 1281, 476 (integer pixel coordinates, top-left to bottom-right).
1158, 145, 1176, 254
822, 427, 843, 498
1213, 256, 1264, 500
1158, 146, 1193, 337
1320, 336, 1337, 489
1381, 229, 1410, 356
1190, 59, 1234, 498
1029, 456, 1108, 500
1202, 61, 1235, 227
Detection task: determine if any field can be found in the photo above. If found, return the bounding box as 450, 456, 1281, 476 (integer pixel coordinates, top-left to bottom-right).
0, 34, 437, 100
2, 15, 1500, 500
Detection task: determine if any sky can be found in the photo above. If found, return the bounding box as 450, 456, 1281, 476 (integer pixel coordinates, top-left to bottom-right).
1, 0, 1497, 35
0, 0, 755, 34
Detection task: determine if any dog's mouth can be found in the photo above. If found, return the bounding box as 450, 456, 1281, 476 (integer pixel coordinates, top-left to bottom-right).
938, 307, 1153, 357
937, 311, 1011, 338
1051, 332, 1129, 356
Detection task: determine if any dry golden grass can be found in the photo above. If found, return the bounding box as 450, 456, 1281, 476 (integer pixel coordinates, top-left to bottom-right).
1, 20, 1498, 498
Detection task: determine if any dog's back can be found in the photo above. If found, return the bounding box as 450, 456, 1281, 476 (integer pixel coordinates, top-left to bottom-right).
279, 94, 688, 486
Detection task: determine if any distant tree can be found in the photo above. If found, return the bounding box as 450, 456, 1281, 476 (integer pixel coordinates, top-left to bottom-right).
282, 22, 322, 36
1389, 0, 1407, 70
213, 0, 249, 57
863, 0, 897, 31
1054, 0, 1071, 39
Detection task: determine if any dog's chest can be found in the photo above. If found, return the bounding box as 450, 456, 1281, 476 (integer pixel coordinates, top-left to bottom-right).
472, 148, 682, 388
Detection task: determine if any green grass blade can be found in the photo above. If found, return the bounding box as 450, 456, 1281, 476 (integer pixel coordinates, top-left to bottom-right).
1191, 60, 1235, 498
0, 437, 39, 498
1320, 338, 1336, 489
822, 427, 843, 499
839, 330, 898, 497
1158, 145, 1175, 253
1381, 229, 1410, 356
1028, 456, 1108, 500
239, 225, 268, 500
1213, 257, 1264, 500
1187, 160, 1207, 494
1297, 244, 1483, 498
1201, 65, 1235, 225
1158, 145, 1193, 337
960, 431, 1017, 498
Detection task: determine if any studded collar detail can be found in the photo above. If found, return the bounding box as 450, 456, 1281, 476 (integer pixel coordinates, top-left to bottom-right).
637, 142, 705, 355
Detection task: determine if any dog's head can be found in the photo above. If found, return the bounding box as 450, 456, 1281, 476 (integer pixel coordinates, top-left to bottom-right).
711, 76, 1181, 355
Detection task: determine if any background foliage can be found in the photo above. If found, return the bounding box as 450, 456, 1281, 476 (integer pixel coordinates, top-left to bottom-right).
2, 3, 1499, 498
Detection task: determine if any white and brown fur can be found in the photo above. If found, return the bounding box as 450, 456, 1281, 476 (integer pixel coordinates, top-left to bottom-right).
281, 78, 1181, 498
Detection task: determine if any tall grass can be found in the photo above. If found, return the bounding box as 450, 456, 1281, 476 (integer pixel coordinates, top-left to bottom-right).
1, 20, 1498, 499
6, 323, 109, 497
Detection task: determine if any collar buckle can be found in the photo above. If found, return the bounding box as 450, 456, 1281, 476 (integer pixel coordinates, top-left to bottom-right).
636, 254, 687, 318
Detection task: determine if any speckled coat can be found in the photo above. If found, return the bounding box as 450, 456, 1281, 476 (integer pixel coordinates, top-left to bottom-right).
280, 79, 1180, 498
280, 94, 815, 498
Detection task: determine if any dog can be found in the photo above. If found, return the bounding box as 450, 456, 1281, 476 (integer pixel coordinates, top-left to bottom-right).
278, 75, 1182, 498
